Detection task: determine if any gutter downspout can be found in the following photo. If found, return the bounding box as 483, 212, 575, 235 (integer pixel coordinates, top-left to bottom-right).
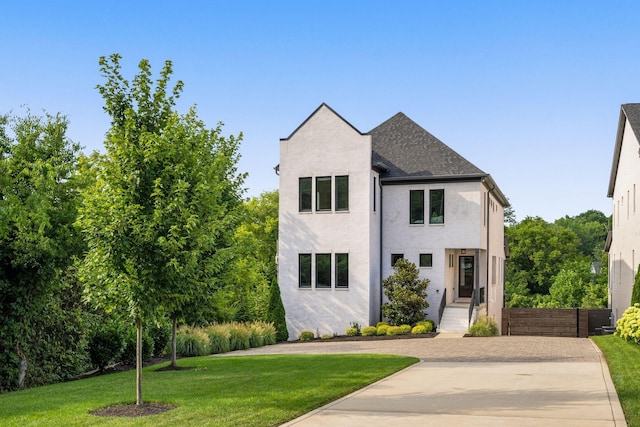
379, 178, 384, 322
485, 180, 497, 317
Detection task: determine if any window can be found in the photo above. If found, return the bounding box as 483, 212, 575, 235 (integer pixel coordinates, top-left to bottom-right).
492, 256, 496, 284
315, 253, 331, 288
335, 253, 349, 288
299, 254, 311, 288
335, 176, 349, 211
429, 189, 444, 224
419, 253, 433, 268
410, 190, 424, 224
391, 253, 404, 266
373, 177, 377, 212
299, 178, 311, 212
316, 177, 331, 211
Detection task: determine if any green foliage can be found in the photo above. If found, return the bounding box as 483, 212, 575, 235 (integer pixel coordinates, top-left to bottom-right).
267, 280, 289, 342
175, 326, 209, 357
299, 331, 315, 341
632, 265, 640, 306
362, 326, 377, 336
615, 304, 640, 344
467, 317, 499, 337
0, 111, 87, 391
416, 320, 435, 332
376, 322, 389, 327
350, 322, 361, 335
206, 325, 231, 354
148, 322, 171, 357
120, 327, 154, 365
376, 324, 389, 336
248, 323, 265, 348
399, 324, 412, 334
228, 323, 251, 351
346, 327, 358, 336
88, 321, 125, 371
381, 258, 429, 325
411, 325, 427, 334
386, 326, 402, 336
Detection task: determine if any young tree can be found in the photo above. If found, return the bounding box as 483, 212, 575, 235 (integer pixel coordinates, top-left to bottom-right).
0, 112, 86, 391
631, 264, 640, 306
381, 258, 429, 325
77, 54, 244, 405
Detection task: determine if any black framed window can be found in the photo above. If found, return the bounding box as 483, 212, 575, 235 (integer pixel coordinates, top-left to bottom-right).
299, 254, 311, 288
430, 189, 444, 224
410, 190, 424, 224
419, 253, 433, 268
335, 253, 349, 288
299, 177, 312, 212
373, 177, 377, 212
391, 253, 404, 266
335, 175, 349, 211
316, 177, 331, 211
315, 253, 331, 288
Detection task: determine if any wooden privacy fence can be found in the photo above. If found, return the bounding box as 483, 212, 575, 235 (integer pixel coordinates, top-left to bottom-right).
502, 308, 612, 338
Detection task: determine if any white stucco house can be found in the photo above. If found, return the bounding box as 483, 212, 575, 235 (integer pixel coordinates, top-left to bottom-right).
277, 104, 509, 339
606, 103, 640, 324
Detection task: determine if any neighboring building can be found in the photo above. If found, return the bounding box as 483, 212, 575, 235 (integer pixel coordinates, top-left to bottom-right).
277, 104, 509, 339
606, 103, 640, 324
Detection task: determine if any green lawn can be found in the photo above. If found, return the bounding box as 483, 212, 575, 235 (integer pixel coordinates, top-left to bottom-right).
592, 334, 640, 427
0, 353, 418, 426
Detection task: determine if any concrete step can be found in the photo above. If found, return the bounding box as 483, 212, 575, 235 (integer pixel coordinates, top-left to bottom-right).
439, 306, 470, 333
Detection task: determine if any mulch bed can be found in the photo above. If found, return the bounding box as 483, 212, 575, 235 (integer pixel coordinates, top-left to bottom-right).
90, 402, 177, 417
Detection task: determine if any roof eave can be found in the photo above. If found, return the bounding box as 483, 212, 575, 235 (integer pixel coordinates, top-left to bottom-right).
607, 107, 627, 198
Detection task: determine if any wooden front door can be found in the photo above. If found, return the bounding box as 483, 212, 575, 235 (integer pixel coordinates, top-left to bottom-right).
459, 256, 474, 298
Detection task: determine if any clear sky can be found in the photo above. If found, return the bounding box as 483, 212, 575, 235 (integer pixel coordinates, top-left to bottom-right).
2, 1, 638, 222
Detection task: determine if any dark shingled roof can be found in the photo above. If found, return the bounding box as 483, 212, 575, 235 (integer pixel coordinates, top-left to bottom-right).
370, 112, 485, 179
622, 104, 640, 142
607, 103, 640, 197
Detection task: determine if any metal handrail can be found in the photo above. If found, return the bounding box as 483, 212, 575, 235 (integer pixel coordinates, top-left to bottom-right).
437, 288, 447, 327
468, 289, 476, 326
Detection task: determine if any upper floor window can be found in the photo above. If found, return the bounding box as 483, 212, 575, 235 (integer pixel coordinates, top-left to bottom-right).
429, 189, 444, 224
391, 253, 404, 266
299, 178, 312, 212
410, 190, 424, 224
316, 177, 331, 211
335, 175, 349, 211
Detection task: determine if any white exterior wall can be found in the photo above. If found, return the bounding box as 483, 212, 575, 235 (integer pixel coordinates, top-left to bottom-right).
485, 185, 506, 327
609, 118, 640, 324
278, 105, 374, 339
381, 181, 484, 321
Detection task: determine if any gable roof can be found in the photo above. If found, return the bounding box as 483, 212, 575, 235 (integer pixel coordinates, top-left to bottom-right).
370, 112, 485, 179
607, 103, 640, 197
280, 103, 363, 141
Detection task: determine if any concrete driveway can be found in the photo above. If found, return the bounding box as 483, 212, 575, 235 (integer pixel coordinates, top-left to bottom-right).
226, 335, 626, 426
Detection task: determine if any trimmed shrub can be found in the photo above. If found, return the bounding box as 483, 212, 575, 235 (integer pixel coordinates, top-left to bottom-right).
632, 266, 640, 306
362, 326, 377, 336
416, 320, 435, 332
149, 322, 171, 357
120, 327, 154, 365
386, 326, 402, 336
88, 322, 125, 371
376, 321, 389, 328
467, 317, 499, 337
267, 282, 289, 342
399, 324, 412, 334
376, 324, 389, 335
248, 323, 265, 348
258, 322, 277, 346
228, 323, 251, 351
300, 331, 315, 341
411, 325, 428, 334
346, 327, 358, 336
616, 303, 640, 343
321, 334, 333, 340
176, 326, 209, 357
207, 324, 231, 354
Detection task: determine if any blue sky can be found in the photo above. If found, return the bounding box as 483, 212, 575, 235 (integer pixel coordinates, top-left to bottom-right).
2, 1, 638, 222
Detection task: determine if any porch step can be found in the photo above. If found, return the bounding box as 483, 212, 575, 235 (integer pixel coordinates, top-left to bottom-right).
439, 306, 469, 333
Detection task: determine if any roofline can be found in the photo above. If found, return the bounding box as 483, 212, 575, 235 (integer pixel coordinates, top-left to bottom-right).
380, 173, 509, 207
280, 103, 365, 141
607, 106, 628, 197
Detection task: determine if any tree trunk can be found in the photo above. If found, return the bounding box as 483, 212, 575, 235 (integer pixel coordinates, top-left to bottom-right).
136, 318, 143, 405
171, 318, 177, 368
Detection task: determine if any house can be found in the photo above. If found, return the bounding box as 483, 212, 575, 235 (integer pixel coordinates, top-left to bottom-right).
606, 103, 640, 324
277, 104, 509, 339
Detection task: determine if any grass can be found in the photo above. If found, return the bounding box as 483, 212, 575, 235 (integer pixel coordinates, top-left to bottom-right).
0, 354, 418, 426
592, 334, 640, 426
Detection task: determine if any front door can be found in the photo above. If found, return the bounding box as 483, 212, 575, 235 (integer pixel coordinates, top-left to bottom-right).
459, 256, 474, 298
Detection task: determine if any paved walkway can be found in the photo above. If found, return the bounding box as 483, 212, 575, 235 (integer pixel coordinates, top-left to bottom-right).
225, 335, 626, 426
